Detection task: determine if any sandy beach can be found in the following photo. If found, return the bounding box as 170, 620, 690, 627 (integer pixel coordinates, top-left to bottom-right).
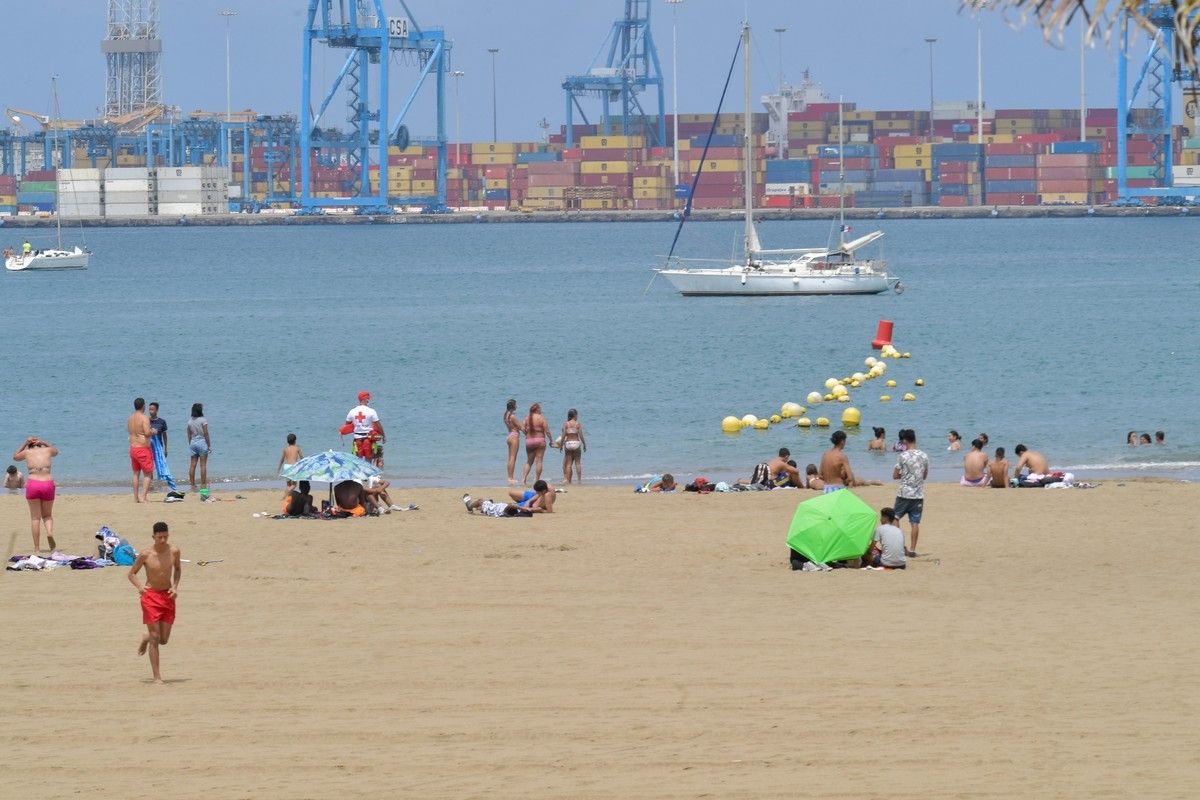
2, 480, 1197, 798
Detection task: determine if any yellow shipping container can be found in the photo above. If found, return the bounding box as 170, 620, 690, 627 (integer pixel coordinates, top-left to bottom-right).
787, 121, 826, 133
580, 198, 630, 210
634, 177, 667, 188
387, 166, 413, 179
412, 180, 435, 192
1039, 192, 1090, 205
969, 134, 1015, 144
116, 154, 144, 166
579, 134, 644, 149
633, 188, 670, 200
485, 179, 508, 189
580, 161, 632, 174
698, 159, 743, 172
0, 194, 16, 204
893, 145, 931, 158
1179, 150, 1200, 166
388, 145, 425, 156
472, 142, 516, 155
875, 120, 913, 131
526, 187, 567, 199
521, 199, 566, 210
475, 152, 517, 165
390, 181, 413, 193
844, 110, 876, 121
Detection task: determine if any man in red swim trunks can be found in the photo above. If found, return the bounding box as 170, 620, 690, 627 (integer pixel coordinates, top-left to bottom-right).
127, 397, 155, 503
128, 521, 182, 684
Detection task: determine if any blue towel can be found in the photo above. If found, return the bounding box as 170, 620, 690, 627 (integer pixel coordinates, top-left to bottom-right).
151, 436, 177, 492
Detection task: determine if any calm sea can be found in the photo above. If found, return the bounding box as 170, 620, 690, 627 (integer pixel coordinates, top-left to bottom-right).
2, 216, 1197, 490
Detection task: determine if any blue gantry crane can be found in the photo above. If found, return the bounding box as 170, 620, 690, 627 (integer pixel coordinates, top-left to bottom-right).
299, 0, 450, 213
1115, 2, 1200, 204
561, 0, 666, 148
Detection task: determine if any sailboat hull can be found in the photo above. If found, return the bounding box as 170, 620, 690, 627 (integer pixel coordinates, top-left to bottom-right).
658, 267, 893, 296
5, 247, 90, 272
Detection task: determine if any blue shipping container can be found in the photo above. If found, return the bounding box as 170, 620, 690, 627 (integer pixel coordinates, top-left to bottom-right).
817, 144, 877, 158
516, 152, 561, 163
872, 169, 926, 182
984, 180, 1037, 193
690, 134, 740, 148
819, 170, 872, 184
932, 143, 983, 158
870, 180, 929, 193
1050, 141, 1101, 155
484, 189, 510, 201
17, 191, 56, 204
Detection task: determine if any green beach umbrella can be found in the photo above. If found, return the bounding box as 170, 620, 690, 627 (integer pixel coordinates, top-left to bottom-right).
786, 489, 877, 564
281, 450, 379, 484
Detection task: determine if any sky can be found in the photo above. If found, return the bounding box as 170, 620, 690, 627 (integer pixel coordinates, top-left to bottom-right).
2, 1, 1148, 142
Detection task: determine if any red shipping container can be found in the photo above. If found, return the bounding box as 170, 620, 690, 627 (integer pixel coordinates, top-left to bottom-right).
1037, 154, 1092, 167
938, 195, 969, 207
526, 161, 578, 175
483, 166, 509, 179
578, 173, 632, 187
985, 167, 1037, 180
986, 192, 1038, 205
1015, 133, 1067, 144
561, 148, 583, 161
633, 165, 664, 178
985, 142, 1043, 155
580, 148, 634, 161
1036, 167, 1093, 180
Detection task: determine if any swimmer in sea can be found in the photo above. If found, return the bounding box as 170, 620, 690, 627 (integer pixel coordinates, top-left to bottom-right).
504, 399, 521, 485
867, 427, 887, 452
13, 437, 58, 552
520, 403, 552, 485
560, 408, 587, 484
947, 430, 962, 451
1127, 431, 1139, 447
1139, 433, 1152, 445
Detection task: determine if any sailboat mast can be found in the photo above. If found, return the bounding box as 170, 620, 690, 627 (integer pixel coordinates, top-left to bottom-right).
742, 22, 753, 264
51, 75, 63, 249
838, 97, 845, 249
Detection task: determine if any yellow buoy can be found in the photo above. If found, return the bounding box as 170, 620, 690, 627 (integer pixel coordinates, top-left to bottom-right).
903, 392, 916, 401
850, 380, 861, 388
796, 417, 812, 427
852, 372, 865, 382
865, 356, 878, 367
824, 377, 839, 390
831, 384, 848, 398
914, 379, 924, 386
879, 395, 891, 401
816, 416, 830, 427
837, 395, 851, 403
902, 352, 911, 358
806, 391, 823, 405
781, 401, 803, 418
741, 414, 759, 426
823, 393, 835, 402
769, 414, 782, 424
886, 379, 896, 387
841, 407, 861, 426
754, 419, 770, 430
721, 416, 741, 432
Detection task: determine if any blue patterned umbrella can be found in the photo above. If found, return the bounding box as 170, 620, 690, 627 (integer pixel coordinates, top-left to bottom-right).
281, 450, 380, 484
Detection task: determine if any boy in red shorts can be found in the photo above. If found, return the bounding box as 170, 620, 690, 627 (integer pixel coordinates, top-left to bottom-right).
127, 522, 182, 684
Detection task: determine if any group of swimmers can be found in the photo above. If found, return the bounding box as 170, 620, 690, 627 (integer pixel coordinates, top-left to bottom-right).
504, 401, 587, 486
1126, 430, 1165, 446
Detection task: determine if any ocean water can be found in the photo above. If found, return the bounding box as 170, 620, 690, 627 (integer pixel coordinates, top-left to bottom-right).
2, 216, 1197, 490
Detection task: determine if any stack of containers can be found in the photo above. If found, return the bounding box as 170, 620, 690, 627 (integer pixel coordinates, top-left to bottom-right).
859, 168, 928, 207
483, 165, 510, 208
763, 158, 812, 208
815, 144, 876, 203
632, 163, 673, 210
156, 166, 228, 216
932, 143, 983, 206
18, 170, 56, 213
577, 134, 642, 210
0, 175, 19, 214
104, 167, 155, 217
681, 137, 741, 210
57, 168, 103, 217
523, 160, 578, 211
984, 142, 1039, 205
1036, 149, 1095, 205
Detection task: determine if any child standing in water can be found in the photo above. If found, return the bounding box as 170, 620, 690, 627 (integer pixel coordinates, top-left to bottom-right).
560, 408, 587, 484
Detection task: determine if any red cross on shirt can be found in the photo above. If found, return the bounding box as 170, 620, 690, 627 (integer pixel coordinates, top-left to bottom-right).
355, 412, 367, 423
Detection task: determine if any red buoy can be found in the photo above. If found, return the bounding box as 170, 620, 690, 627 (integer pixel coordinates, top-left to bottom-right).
871, 320, 894, 350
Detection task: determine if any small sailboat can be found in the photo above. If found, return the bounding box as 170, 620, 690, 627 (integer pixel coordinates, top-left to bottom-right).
6, 77, 90, 273
656, 23, 899, 297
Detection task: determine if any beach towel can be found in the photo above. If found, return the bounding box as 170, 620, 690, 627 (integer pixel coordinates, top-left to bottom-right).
151, 436, 178, 492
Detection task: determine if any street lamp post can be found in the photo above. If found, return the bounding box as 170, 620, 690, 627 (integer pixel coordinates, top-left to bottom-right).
924, 37, 937, 142
219, 10, 238, 163
773, 27, 787, 93
488, 48, 500, 143
450, 70, 464, 167
666, 0, 684, 197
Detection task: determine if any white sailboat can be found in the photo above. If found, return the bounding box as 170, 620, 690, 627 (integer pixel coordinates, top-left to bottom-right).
657, 23, 899, 297
6, 77, 90, 273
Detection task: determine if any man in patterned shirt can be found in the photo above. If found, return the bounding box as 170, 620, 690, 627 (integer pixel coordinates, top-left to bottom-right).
891, 428, 929, 557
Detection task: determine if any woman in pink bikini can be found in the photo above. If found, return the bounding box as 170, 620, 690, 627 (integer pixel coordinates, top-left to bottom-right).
13, 436, 58, 553
520, 402, 552, 485
503, 398, 521, 485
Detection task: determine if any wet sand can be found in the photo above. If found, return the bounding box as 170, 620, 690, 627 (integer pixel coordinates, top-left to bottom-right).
1, 481, 1196, 798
